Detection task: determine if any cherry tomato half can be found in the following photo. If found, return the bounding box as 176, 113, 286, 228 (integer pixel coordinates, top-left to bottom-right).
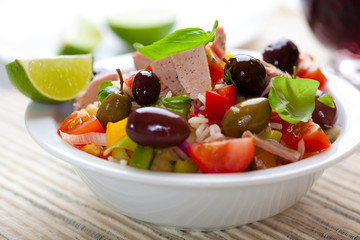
57, 110, 105, 135
281, 120, 331, 153
188, 138, 255, 173
297, 52, 328, 89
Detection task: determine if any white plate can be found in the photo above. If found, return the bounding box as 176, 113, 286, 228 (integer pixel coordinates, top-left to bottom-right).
24, 51, 360, 229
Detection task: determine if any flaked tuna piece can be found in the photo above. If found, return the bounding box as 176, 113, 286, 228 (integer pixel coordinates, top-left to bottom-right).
260, 60, 291, 96
133, 51, 152, 70
150, 56, 186, 95
73, 72, 119, 110
171, 45, 212, 98
242, 131, 301, 162
211, 26, 226, 59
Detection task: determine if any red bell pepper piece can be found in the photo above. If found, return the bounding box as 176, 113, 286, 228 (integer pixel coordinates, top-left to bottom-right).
205, 91, 229, 125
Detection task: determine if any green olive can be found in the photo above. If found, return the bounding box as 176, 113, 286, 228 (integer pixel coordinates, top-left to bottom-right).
96, 90, 132, 129
221, 97, 271, 137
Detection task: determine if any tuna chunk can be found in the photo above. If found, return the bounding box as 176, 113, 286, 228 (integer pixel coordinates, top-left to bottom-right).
242, 131, 301, 162
171, 45, 212, 98
260, 60, 291, 96
132, 51, 153, 70
73, 72, 119, 110
150, 56, 186, 95
211, 26, 226, 59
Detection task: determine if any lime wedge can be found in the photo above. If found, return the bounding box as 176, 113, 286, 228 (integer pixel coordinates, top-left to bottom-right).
107, 9, 176, 45
59, 17, 101, 55
6, 54, 93, 103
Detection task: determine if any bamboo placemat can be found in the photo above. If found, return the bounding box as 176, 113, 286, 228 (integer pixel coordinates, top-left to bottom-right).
1, 4, 360, 239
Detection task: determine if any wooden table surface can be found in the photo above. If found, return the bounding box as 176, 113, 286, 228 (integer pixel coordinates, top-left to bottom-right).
0, 3, 359, 240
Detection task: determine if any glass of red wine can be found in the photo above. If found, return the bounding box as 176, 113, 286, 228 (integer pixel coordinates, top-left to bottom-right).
301, 0, 360, 88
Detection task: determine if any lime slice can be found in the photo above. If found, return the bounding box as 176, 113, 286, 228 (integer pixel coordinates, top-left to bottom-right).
107, 9, 176, 45
59, 17, 101, 55
5, 54, 93, 103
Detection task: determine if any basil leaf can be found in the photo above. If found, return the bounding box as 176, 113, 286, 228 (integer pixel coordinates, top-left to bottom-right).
97, 86, 119, 102
318, 93, 335, 108
223, 69, 238, 93
268, 76, 320, 124
98, 80, 112, 92
157, 95, 193, 117
133, 20, 218, 60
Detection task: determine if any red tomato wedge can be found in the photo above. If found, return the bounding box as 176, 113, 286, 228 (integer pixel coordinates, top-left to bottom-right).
297, 52, 328, 89
188, 138, 255, 173
281, 120, 331, 153
205, 90, 229, 125
124, 73, 135, 88
216, 84, 237, 108
58, 111, 105, 135
206, 46, 224, 83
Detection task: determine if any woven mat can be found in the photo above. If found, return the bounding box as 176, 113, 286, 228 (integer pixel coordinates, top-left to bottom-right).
1, 5, 360, 239
0, 87, 360, 240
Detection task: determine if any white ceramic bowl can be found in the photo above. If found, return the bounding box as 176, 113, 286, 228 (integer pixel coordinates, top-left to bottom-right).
25, 53, 360, 230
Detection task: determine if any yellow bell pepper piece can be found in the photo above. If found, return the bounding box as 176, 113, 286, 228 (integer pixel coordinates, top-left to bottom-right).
106, 118, 128, 148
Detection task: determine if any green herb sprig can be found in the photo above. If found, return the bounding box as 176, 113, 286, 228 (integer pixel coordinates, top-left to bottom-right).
134, 20, 218, 60
268, 76, 320, 124
97, 80, 119, 102
156, 95, 193, 117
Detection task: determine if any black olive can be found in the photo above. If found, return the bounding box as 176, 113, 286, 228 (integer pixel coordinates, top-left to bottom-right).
312, 90, 337, 130
126, 107, 190, 148
132, 70, 161, 106
262, 38, 299, 74
224, 54, 268, 97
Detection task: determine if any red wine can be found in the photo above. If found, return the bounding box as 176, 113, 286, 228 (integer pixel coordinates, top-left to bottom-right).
301, 0, 360, 55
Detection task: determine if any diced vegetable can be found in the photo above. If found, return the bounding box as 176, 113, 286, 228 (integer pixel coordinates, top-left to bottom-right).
150, 153, 174, 172
260, 130, 282, 142
174, 159, 198, 173
216, 84, 236, 108
112, 148, 130, 161
129, 146, 155, 169
106, 118, 128, 148
104, 135, 137, 156
205, 91, 229, 125
251, 148, 279, 170
80, 143, 103, 157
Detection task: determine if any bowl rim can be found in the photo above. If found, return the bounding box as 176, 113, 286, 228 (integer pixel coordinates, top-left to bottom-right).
25, 51, 360, 189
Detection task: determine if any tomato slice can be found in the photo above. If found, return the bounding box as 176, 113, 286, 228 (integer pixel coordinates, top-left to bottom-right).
58, 110, 105, 135
297, 52, 327, 89
205, 90, 229, 125
281, 120, 331, 152
124, 73, 135, 89
206, 46, 224, 83
216, 84, 237, 108
188, 138, 255, 173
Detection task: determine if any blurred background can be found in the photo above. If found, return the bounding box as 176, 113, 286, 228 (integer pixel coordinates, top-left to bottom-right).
0, 0, 327, 90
